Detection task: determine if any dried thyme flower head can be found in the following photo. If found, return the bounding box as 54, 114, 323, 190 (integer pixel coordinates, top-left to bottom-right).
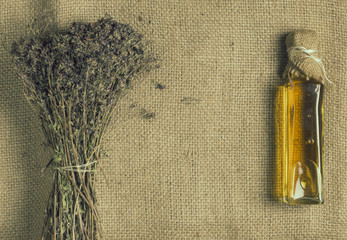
11, 17, 150, 151
11, 17, 153, 239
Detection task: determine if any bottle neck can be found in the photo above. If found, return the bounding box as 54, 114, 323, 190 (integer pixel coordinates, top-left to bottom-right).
287, 73, 322, 85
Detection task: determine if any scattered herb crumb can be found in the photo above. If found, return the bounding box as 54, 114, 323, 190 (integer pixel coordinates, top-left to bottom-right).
155, 83, 166, 90
130, 103, 137, 108
180, 97, 201, 104
139, 108, 155, 119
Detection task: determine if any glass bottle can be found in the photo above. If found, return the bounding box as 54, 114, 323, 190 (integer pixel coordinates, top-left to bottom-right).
276, 73, 324, 204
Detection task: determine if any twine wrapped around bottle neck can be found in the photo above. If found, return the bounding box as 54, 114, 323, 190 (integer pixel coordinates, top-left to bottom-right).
283, 30, 332, 84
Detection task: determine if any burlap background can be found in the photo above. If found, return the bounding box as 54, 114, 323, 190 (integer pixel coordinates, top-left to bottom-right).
1, 0, 346, 239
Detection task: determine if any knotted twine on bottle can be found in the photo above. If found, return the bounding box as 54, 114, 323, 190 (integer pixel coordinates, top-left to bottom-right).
284, 29, 332, 84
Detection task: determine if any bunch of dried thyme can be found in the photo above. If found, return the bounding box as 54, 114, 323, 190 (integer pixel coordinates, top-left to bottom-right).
11, 17, 152, 239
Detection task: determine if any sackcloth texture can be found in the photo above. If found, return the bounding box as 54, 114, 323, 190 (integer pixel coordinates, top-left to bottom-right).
0, 0, 346, 239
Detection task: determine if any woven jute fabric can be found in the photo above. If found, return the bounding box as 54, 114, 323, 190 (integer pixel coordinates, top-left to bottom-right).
1, 1, 346, 239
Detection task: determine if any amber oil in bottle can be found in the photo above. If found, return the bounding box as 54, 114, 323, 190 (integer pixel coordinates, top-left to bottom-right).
276, 75, 324, 204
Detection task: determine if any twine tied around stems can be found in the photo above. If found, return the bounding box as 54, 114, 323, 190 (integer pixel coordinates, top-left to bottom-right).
54, 161, 97, 173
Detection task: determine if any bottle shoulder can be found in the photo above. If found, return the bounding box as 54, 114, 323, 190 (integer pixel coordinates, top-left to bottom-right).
283, 78, 323, 89
285, 73, 323, 86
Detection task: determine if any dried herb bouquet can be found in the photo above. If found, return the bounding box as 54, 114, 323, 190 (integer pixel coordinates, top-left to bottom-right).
11, 17, 153, 239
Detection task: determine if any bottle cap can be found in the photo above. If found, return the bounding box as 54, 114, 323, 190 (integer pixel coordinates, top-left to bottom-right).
284, 30, 330, 84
